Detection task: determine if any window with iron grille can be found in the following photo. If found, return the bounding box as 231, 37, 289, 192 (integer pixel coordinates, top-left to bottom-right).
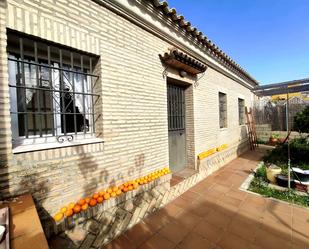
167, 84, 185, 131
219, 92, 227, 128
7, 31, 100, 146
238, 98, 245, 125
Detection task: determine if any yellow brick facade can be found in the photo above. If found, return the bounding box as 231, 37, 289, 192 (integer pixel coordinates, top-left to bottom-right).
0, 0, 256, 222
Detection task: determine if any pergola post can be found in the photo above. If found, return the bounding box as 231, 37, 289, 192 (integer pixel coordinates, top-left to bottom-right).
286, 91, 291, 189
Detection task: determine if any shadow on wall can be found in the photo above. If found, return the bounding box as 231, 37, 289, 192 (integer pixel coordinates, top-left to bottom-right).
44, 143, 148, 247
47, 131, 252, 248
50, 148, 309, 249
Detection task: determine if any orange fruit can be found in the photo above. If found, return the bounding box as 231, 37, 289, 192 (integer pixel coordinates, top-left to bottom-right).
112, 187, 118, 192
65, 209, 73, 217
89, 199, 97, 207
54, 212, 63, 222
119, 185, 124, 190
123, 187, 129, 192
107, 188, 112, 194
133, 183, 138, 189
60, 207, 67, 213
77, 199, 85, 206
73, 205, 81, 214
116, 189, 122, 195
81, 203, 88, 211
68, 203, 75, 209
103, 193, 110, 200
124, 182, 129, 187
92, 193, 99, 199
111, 192, 117, 197
99, 191, 106, 197
128, 185, 133, 191
85, 198, 91, 204
97, 196, 104, 203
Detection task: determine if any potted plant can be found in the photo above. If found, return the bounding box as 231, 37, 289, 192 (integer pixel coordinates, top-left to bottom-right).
266, 164, 282, 184
269, 133, 280, 145
275, 168, 295, 188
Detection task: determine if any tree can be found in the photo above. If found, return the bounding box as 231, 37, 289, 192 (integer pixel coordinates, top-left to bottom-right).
294, 105, 309, 134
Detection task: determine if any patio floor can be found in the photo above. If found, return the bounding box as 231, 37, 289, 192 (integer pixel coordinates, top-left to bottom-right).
103, 146, 309, 249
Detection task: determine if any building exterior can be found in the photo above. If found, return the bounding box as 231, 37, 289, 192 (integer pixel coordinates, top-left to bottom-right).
0, 0, 258, 244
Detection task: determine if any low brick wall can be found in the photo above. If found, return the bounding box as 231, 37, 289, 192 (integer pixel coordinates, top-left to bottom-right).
256, 124, 306, 142
47, 140, 249, 248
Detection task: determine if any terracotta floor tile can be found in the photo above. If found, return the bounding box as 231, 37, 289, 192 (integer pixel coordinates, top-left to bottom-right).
221, 195, 243, 208
292, 218, 309, 233
187, 200, 214, 218
138, 233, 176, 249
95, 147, 309, 249
180, 190, 201, 202
239, 200, 266, 216
171, 196, 192, 209
189, 182, 211, 194
293, 206, 309, 221
225, 189, 248, 201
292, 224, 309, 247
193, 220, 223, 243
161, 202, 184, 219
204, 210, 232, 230
173, 212, 202, 230
262, 221, 292, 241
159, 221, 190, 244
124, 222, 154, 247
177, 232, 213, 249
102, 234, 136, 249
209, 183, 231, 194
265, 199, 293, 215
227, 217, 259, 243
254, 228, 293, 249
217, 232, 252, 249
143, 211, 171, 232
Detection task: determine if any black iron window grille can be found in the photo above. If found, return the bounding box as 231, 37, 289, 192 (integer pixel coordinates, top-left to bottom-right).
7, 31, 100, 144
167, 84, 185, 131
219, 92, 227, 128
238, 98, 245, 125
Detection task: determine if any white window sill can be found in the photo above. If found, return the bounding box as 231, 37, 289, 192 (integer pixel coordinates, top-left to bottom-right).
12, 137, 104, 154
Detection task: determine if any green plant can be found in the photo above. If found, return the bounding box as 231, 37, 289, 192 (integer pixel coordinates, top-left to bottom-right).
255, 164, 267, 181
271, 133, 280, 139
249, 178, 309, 207
281, 167, 289, 176
263, 138, 309, 166
257, 138, 267, 144
294, 106, 309, 134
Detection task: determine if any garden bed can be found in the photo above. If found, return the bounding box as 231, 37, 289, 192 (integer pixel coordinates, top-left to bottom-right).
241, 162, 309, 208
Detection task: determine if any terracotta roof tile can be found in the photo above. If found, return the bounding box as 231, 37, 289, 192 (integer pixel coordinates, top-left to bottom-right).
151, 0, 258, 85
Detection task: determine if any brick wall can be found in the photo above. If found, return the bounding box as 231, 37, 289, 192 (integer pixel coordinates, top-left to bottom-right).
0, 0, 254, 224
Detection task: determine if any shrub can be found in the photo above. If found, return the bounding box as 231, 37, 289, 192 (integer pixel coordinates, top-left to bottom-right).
263, 138, 309, 168
255, 164, 267, 181
294, 106, 309, 134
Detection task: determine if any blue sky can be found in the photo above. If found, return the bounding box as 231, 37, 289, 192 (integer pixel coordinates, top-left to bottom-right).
167, 0, 309, 85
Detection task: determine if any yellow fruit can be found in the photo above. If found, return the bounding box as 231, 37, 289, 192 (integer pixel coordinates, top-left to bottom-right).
60, 207, 67, 213
68, 203, 75, 209
111, 192, 117, 197
54, 212, 63, 222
